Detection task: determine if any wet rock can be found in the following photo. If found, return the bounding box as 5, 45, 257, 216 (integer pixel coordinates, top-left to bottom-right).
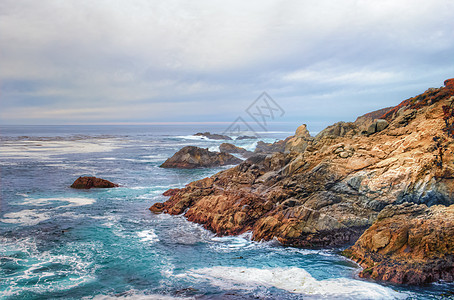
70, 176, 118, 189
160, 146, 242, 169
194, 132, 232, 140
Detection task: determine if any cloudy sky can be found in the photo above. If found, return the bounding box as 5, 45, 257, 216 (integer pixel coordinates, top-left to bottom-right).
1, 0, 453, 131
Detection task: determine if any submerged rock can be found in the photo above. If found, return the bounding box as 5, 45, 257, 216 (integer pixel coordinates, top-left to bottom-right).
343, 203, 454, 285
70, 176, 118, 189
160, 146, 242, 169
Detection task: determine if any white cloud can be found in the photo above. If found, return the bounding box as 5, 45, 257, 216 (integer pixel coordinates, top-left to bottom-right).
0, 0, 453, 125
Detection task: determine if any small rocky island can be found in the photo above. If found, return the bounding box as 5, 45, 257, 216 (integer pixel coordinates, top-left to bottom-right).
151, 79, 454, 285
71, 176, 118, 189
160, 146, 242, 169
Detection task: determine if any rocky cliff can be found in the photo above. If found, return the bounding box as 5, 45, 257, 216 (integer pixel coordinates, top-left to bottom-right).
151, 79, 454, 284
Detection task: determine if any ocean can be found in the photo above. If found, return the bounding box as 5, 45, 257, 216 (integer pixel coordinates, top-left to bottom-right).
0, 125, 453, 299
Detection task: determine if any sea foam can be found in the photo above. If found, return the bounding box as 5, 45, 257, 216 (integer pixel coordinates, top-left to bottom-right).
185, 266, 408, 299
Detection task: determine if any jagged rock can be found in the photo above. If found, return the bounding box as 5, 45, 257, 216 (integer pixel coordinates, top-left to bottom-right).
160, 146, 242, 169
151, 79, 454, 284
219, 143, 253, 157
285, 124, 313, 153
343, 203, 454, 285
295, 124, 311, 139
194, 132, 232, 140
70, 176, 118, 189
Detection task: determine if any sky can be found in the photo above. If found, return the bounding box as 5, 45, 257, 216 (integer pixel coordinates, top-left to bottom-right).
1, 0, 453, 132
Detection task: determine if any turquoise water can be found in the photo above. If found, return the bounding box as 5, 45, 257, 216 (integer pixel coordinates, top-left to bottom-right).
1, 125, 453, 299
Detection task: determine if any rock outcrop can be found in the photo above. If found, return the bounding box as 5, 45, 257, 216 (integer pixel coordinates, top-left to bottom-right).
254, 139, 288, 154
194, 132, 232, 140
219, 143, 253, 157
284, 124, 313, 153
70, 176, 118, 189
151, 81, 454, 284
343, 203, 454, 285
160, 146, 242, 169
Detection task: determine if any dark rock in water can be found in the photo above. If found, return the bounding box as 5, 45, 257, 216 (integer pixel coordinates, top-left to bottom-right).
219, 143, 253, 157
194, 132, 232, 140
236, 135, 257, 140
343, 203, 454, 285
160, 146, 242, 169
70, 176, 118, 189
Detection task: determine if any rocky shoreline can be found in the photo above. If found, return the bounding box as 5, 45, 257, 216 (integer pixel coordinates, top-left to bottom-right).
151, 79, 454, 285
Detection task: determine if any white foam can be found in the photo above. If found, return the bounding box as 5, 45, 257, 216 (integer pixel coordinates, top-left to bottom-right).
0, 139, 119, 160
238, 141, 258, 152
0, 238, 96, 297
208, 145, 220, 152
210, 232, 256, 251
19, 197, 96, 207
137, 229, 159, 244
1, 209, 51, 226
184, 266, 407, 299
89, 291, 193, 300
175, 135, 208, 141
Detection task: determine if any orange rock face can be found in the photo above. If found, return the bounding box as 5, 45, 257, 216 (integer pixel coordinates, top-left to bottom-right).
343, 203, 454, 285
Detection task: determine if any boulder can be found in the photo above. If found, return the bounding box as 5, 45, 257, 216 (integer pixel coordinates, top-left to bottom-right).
366, 119, 389, 135
343, 203, 454, 285
194, 132, 232, 140
160, 146, 242, 169
70, 176, 118, 189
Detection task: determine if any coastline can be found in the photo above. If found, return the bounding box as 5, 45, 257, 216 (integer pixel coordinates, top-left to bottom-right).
151, 79, 454, 285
